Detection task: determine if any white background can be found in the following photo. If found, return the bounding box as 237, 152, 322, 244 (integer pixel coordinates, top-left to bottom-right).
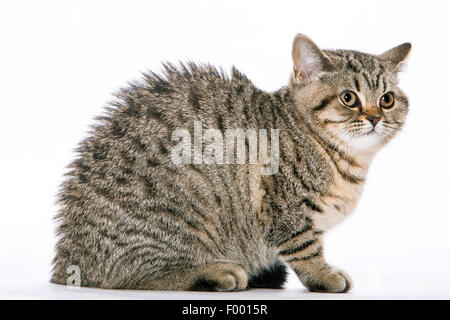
1, 0, 449, 299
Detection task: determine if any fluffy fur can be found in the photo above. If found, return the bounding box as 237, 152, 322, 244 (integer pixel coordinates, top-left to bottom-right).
51, 34, 411, 292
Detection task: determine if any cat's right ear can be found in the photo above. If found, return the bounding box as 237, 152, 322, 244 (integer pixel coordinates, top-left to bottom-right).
292, 34, 332, 83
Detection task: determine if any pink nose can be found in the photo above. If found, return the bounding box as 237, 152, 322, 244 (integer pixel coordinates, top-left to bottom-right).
367, 116, 380, 127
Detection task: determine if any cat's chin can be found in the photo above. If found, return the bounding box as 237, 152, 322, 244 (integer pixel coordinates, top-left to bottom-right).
338, 131, 384, 152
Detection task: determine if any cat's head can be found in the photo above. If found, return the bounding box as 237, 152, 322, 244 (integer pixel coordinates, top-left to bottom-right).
289, 34, 411, 152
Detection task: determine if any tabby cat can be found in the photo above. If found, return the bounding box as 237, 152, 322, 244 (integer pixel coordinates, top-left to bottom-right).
52, 34, 411, 292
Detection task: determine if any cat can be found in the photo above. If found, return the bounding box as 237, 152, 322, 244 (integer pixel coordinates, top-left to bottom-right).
51, 34, 411, 292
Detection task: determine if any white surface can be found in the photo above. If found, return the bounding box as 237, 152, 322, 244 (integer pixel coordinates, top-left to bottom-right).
1, 247, 449, 299
1, 0, 450, 299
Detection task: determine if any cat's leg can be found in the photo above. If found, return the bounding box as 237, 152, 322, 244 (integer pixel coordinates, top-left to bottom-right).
130, 261, 248, 291
278, 233, 352, 293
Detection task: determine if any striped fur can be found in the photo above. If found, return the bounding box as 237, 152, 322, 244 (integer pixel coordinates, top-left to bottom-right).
51, 35, 410, 292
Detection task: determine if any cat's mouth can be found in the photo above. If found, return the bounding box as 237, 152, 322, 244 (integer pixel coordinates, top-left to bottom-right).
361, 123, 384, 137
363, 128, 377, 135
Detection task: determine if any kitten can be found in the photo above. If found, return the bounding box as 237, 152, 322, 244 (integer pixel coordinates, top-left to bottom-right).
51, 34, 411, 292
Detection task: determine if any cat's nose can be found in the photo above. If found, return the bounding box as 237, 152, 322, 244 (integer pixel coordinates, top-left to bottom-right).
367, 116, 380, 127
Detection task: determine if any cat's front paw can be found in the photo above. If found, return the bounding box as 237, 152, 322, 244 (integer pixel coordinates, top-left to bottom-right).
306, 268, 352, 293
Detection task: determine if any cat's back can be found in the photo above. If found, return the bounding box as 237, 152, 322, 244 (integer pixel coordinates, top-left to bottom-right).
52, 63, 276, 288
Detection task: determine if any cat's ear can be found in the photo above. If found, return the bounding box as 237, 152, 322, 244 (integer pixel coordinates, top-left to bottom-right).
378, 43, 412, 71
292, 34, 332, 83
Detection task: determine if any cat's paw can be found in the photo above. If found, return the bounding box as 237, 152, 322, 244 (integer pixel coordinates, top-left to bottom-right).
190, 263, 248, 292
306, 268, 352, 293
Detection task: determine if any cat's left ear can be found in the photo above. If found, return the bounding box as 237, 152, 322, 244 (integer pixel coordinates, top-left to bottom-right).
378, 43, 412, 71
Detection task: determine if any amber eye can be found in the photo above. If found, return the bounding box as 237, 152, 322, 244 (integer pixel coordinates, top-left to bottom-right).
379, 92, 395, 109
339, 91, 359, 108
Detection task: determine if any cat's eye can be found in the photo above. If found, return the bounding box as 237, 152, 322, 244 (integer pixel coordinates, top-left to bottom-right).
339, 91, 359, 108
379, 92, 395, 109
